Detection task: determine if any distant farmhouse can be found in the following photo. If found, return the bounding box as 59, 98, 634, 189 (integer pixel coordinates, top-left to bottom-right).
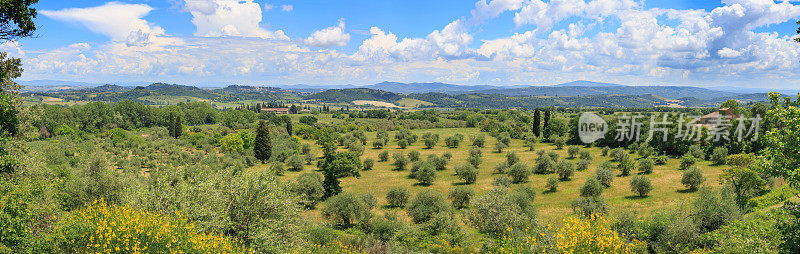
261, 107, 289, 114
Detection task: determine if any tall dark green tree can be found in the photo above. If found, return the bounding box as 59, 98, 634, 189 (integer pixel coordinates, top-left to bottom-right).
286, 119, 293, 135
254, 120, 271, 163
167, 112, 176, 138
533, 108, 541, 137
173, 114, 183, 138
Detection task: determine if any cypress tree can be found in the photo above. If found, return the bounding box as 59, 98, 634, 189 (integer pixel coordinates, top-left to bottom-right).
174, 114, 183, 138
168, 112, 176, 138
286, 119, 293, 135
533, 108, 541, 137
254, 120, 271, 163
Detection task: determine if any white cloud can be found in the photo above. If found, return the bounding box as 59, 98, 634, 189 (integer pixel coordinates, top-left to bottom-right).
281, 5, 293, 12
264, 3, 274, 11
0, 41, 24, 58
184, 0, 288, 40
304, 19, 351, 47
40, 2, 166, 46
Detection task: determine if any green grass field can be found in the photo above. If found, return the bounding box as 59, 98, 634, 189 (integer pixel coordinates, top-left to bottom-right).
253, 127, 725, 224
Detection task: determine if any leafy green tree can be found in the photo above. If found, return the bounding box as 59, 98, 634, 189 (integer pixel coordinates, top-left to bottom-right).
509, 162, 530, 183
471, 134, 486, 148
580, 177, 603, 198
619, 154, 635, 176
546, 176, 559, 192
630, 175, 653, 197
533, 108, 541, 137
378, 150, 389, 161
722, 154, 766, 208
711, 147, 728, 165
254, 121, 271, 162
639, 157, 654, 174
392, 152, 409, 170
362, 158, 374, 171
407, 190, 452, 224
449, 186, 475, 208
596, 163, 615, 187
680, 155, 697, 170
556, 160, 575, 181
506, 152, 519, 166
681, 167, 705, 191
455, 163, 478, 184
322, 192, 370, 228
386, 187, 410, 207
220, 133, 244, 152
319, 152, 362, 198
568, 146, 580, 158
292, 173, 325, 208
465, 187, 537, 234
415, 162, 436, 186
286, 154, 304, 171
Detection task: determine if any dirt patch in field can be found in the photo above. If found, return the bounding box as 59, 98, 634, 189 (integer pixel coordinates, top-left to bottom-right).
352, 100, 402, 108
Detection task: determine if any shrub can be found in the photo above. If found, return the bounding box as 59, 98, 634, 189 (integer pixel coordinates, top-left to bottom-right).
442, 152, 453, 160
638, 146, 654, 158
534, 155, 555, 174
701, 209, 791, 254
445, 134, 463, 148
415, 163, 437, 185
553, 136, 566, 149
653, 155, 668, 165
536, 149, 546, 157
455, 163, 478, 184
467, 154, 482, 168
638, 158, 654, 174
546, 176, 560, 192
680, 155, 696, 170
359, 193, 378, 210
363, 158, 375, 171
397, 139, 408, 149
286, 154, 305, 171
386, 187, 410, 207
54, 202, 247, 253
408, 150, 421, 162
580, 150, 592, 161
378, 151, 389, 162
576, 159, 591, 171
322, 192, 371, 228
469, 147, 482, 157
509, 163, 531, 183
292, 173, 325, 208
595, 163, 615, 187
464, 187, 537, 234
618, 154, 635, 176
449, 187, 475, 208
372, 139, 386, 149
556, 160, 575, 181
580, 177, 603, 198
304, 153, 316, 165
547, 151, 560, 161
568, 146, 580, 158
271, 163, 285, 175
393, 152, 409, 170
423, 132, 439, 149
493, 175, 513, 188
554, 214, 636, 252
711, 147, 728, 165
407, 191, 452, 224
571, 197, 608, 217
611, 148, 626, 162
630, 175, 653, 197
428, 155, 448, 171
471, 134, 486, 148
601, 147, 610, 156
689, 145, 705, 160
693, 187, 741, 233
494, 161, 509, 174
494, 140, 508, 153
506, 152, 519, 166
681, 167, 705, 191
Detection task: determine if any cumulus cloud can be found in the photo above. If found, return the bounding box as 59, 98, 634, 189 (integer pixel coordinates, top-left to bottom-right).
184, 0, 288, 40
281, 5, 293, 12
304, 19, 351, 47
40, 2, 167, 46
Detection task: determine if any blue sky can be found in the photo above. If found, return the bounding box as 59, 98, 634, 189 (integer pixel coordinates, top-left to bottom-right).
4, 0, 800, 88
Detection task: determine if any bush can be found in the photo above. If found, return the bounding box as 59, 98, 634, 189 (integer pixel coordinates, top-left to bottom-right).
576, 159, 591, 171
638, 158, 654, 174
494, 161, 509, 174
449, 187, 475, 208
568, 146, 580, 158
359, 193, 378, 210
471, 134, 486, 148
689, 145, 705, 160
386, 187, 410, 207
711, 147, 728, 165
286, 154, 305, 171
393, 152, 409, 170
363, 158, 375, 171
553, 136, 566, 149
701, 209, 791, 254
509, 163, 531, 183
54, 202, 247, 253
579, 150, 592, 161
580, 177, 603, 198
638, 146, 654, 158
407, 191, 452, 224
611, 148, 626, 162
372, 139, 386, 149
415, 163, 437, 185
464, 187, 537, 234
322, 192, 371, 228
534, 155, 555, 174
494, 140, 508, 153
445, 134, 463, 148
423, 132, 439, 149
467, 154, 482, 168
556, 160, 575, 181
378, 151, 389, 161
681, 167, 705, 191
469, 147, 482, 157
601, 147, 610, 156
493, 175, 513, 188
271, 163, 285, 175
428, 154, 448, 171
554, 214, 636, 252
680, 155, 696, 170
455, 163, 478, 184
653, 155, 668, 165
408, 150, 421, 162
292, 173, 325, 208
618, 154, 635, 176
595, 163, 615, 187
693, 186, 741, 233
571, 197, 608, 216
546, 176, 560, 192
506, 152, 519, 166
397, 139, 408, 149
442, 152, 453, 160
630, 175, 653, 197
